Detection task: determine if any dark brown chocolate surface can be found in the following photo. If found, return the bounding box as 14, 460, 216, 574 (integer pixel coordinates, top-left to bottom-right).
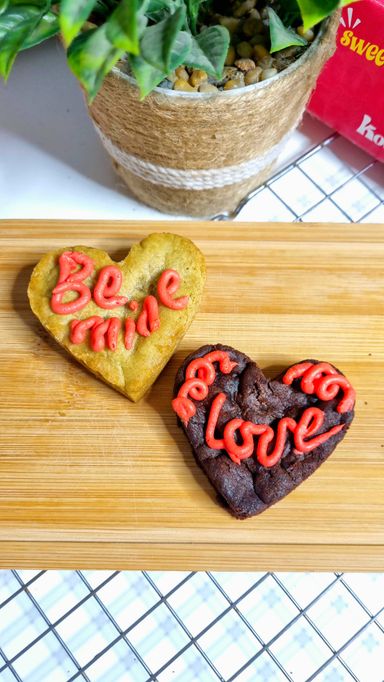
174, 344, 355, 519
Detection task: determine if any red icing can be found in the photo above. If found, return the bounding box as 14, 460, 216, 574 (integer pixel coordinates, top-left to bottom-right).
124, 318, 136, 350
51, 281, 92, 315
205, 393, 226, 450
208, 394, 345, 467
171, 350, 353, 468
51, 251, 94, 314
283, 362, 355, 414
51, 251, 190, 351
293, 407, 344, 453
255, 418, 297, 468
70, 316, 103, 344
173, 351, 238, 425
93, 266, 128, 309
58, 251, 94, 284
91, 317, 121, 352
157, 269, 189, 310
172, 378, 209, 424
136, 296, 160, 337
70, 316, 121, 352
106, 317, 121, 351
186, 351, 237, 385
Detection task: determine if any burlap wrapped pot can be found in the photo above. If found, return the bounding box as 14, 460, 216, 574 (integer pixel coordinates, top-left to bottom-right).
89, 13, 339, 218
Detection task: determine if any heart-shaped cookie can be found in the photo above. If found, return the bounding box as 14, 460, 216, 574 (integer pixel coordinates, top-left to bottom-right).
28, 233, 205, 401
172, 344, 355, 518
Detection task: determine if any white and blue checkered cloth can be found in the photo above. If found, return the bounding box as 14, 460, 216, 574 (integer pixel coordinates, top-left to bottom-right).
1, 570, 384, 681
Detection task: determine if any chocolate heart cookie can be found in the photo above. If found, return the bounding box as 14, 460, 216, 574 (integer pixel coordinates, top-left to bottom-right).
28, 233, 205, 401
172, 344, 355, 518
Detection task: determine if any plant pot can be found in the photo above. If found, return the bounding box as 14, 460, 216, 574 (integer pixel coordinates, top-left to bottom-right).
89, 13, 339, 218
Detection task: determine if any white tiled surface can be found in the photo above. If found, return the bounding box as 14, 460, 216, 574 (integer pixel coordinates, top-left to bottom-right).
0, 35, 383, 682
1, 571, 384, 681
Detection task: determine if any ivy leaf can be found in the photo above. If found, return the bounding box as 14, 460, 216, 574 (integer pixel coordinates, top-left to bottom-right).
129, 52, 165, 98
106, 0, 149, 53
186, 25, 229, 77
169, 30, 192, 69
268, 7, 307, 53
67, 24, 124, 101
140, 5, 187, 71
186, 0, 201, 33
146, 0, 176, 21
22, 9, 60, 49
60, 0, 98, 46
0, 0, 49, 79
296, 0, 340, 30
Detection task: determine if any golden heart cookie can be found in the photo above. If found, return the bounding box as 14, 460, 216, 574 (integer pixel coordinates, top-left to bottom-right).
28, 233, 205, 401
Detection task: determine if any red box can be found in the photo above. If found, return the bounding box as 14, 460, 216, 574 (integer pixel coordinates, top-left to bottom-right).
308, 0, 384, 161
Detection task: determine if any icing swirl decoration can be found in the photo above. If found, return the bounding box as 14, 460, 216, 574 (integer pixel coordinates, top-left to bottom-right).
49, 251, 189, 352
172, 351, 238, 423
172, 352, 356, 469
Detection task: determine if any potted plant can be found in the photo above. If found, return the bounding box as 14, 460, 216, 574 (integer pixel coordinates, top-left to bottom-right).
0, 1, 350, 217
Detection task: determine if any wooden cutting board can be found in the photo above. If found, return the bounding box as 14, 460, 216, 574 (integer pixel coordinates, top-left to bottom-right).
1, 221, 383, 571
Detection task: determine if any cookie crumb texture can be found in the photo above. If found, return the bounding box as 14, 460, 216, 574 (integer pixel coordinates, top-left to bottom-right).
174, 345, 354, 519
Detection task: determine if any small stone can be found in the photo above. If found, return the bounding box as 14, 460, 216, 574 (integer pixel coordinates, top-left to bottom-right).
253, 44, 268, 60
250, 33, 268, 46
224, 78, 244, 90
235, 58, 256, 72
175, 66, 189, 80
159, 79, 174, 90
225, 45, 236, 66
166, 71, 177, 83
260, 67, 278, 81
223, 66, 239, 80
236, 41, 253, 58
242, 16, 263, 36
199, 82, 219, 93
218, 16, 241, 33
234, 0, 256, 18
258, 55, 274, 69
189, 69, 208, 87
173, 78, 196, 92
297, 25, 315, 41
244, 66, 262, 84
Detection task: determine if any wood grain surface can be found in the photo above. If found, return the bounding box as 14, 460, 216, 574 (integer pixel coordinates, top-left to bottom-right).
0, 220, 383, 570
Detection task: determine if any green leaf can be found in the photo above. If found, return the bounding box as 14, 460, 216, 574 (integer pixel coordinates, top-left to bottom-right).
93, 0, 119, 20
296, 0, 341, 30
0, 1, 49, 79
60, 0, 98, 46
277, 0, 302, 26
186, 25, 229, 77
140, 5, 186, 71
168, 30, 192, 69
146, 0, 175, 21
186, 0, 201, 33
268, 7, 307, 53
22, 9, 59, 49
67, 24, 124, 101
0, 1, 9, 16
106, 0, 149, 53
129, 52, 165, 98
